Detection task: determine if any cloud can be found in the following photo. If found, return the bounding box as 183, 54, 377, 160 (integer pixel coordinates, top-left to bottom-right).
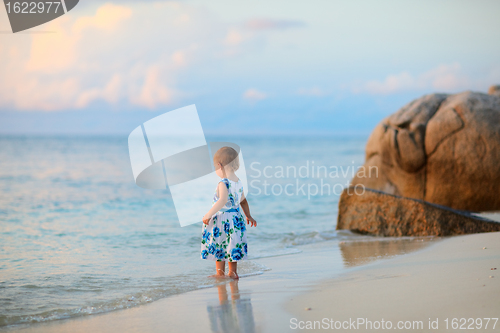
130, 65, 177, 108
0, 2, 254, 111
243, 88, 267, 102
296, 87, 328, 97
73, 3, 132, 33
75, 73, 123, 108
244, 19, 305, 31
24, 4, 132, 74
354, 63, 471, 95
224, 29, 244, 46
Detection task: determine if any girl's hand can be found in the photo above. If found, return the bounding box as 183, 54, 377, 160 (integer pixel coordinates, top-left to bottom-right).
203, 215, 211, 225
246, 216, 257, 227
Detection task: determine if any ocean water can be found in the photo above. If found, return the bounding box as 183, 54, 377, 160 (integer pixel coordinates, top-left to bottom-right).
0, 134, 372, 328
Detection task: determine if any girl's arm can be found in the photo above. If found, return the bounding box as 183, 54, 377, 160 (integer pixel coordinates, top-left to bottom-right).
203, 182, 228, 225
240, 193, 257, 227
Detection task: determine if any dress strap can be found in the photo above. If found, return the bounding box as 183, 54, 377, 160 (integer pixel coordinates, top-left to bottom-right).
219, 178, 230, 189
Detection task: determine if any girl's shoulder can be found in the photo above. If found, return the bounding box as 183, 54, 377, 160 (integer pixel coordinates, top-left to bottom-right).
219, 178, 241, 193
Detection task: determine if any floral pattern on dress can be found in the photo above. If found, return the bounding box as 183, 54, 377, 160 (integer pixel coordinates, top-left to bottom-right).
201, 178, 248, 262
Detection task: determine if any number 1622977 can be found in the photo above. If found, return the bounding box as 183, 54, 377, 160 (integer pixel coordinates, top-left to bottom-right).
5, 2, 62, 14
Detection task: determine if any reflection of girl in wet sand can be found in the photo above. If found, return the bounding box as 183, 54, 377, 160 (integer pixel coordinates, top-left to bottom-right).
207, 281, 255, 333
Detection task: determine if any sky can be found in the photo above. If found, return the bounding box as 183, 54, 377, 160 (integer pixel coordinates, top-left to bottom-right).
0, 0, 499, 135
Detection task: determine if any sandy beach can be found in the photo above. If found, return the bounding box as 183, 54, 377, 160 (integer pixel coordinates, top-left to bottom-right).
2, 230, 498, 333
288, 231, 500, 332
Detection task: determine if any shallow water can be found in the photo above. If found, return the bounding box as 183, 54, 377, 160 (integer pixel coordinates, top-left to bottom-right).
0, 134, 418, 328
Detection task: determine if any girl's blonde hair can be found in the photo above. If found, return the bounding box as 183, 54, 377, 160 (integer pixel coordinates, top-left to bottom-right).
213, 146, 240, 171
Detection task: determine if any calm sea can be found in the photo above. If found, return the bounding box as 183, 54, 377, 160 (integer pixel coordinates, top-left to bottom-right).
0, 135, 369, 327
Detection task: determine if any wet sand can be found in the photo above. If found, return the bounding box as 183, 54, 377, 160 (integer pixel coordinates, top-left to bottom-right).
288, 232, 500, 332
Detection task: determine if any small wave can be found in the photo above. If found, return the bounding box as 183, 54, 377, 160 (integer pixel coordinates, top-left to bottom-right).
249, 248, 302, 260
238, 271, 265, 278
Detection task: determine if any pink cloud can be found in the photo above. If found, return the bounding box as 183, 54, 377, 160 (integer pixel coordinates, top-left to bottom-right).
0, 2, 256, 111
354, 63, 472, 95
243, 88, 267, 102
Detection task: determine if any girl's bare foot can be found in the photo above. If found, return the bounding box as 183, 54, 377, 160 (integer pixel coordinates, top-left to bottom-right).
227, 270, 239, 280
209, 268, 228, 278
209, 274, 228, 278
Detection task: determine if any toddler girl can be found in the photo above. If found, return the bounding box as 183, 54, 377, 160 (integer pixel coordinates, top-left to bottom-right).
201, 147, 257, 279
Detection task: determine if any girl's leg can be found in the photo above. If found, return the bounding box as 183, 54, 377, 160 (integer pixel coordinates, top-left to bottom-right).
217, 284, 228, 304
215, 261, 226, 276
229, 280, 240, 300
228, 262, 239, 279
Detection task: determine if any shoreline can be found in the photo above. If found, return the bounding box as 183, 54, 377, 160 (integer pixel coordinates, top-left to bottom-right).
1, 235, 437, 333
4, 231, 499, 332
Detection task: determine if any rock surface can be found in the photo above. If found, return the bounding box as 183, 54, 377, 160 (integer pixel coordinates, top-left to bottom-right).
489, 85, 500, 97
351, 85, 500, 211
336, 187, 500, 237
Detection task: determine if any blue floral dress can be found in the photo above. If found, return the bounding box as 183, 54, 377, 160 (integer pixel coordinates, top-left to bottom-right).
201, 178, 247, 262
